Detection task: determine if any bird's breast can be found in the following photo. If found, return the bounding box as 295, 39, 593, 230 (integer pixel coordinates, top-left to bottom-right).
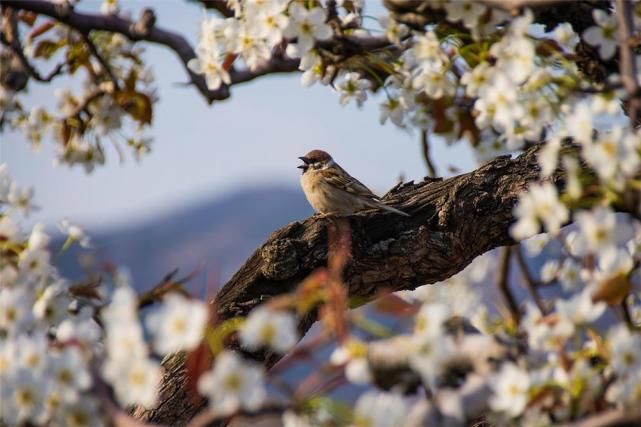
300, 171, 335, 213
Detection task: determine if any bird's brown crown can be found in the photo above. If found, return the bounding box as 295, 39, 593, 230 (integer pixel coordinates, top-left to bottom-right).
302, 150, 332, 163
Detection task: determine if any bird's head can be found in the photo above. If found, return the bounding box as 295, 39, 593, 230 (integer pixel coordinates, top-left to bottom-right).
298, 149, 334, 173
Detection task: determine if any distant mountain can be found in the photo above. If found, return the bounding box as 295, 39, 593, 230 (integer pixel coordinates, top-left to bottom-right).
56, 186, 314, 292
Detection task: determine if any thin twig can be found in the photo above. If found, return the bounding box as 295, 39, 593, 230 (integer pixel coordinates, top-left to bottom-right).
513, 244, 547, 314
480, 0, 563, 13
0, 0, 395, 104
615, 0, 641, 127
0, 11, 66, 82
80, 31, 119, 89
497, 246, 520, 323
561, 406, 641, 427
621, 297, 636, 329
420, 130, 437, 178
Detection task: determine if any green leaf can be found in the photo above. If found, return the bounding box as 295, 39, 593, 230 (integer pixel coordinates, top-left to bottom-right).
34, 39, 65, 59
204, 317, 244, 356
302, 397, 353, 425
115, 91, 153, 125
66, 42, 90, 74
125, 69, 138, 92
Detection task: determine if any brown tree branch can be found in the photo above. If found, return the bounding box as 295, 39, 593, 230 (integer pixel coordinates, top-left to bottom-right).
136, 142, 572, 424
480, 0, 565, 14
0, 32, 66, 82
0, 10, 66, 83
615, 0, 641, 127
1, 0, 224, 100
561, 406, 641, 427
0, 0, 397, 105
0, 0, 300, 103
420, 130, 437, 178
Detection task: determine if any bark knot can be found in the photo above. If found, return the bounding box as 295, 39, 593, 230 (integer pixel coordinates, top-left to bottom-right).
260, 238, 301, 279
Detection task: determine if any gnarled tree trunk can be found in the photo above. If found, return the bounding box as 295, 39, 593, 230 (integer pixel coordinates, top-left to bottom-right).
136, 143, 564, 425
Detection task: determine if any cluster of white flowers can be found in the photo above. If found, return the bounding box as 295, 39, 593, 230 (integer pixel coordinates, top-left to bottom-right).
0, 163, 221, 424
188, 0, 333, 91
4, 1, 641, 425
0, 166, 104, 426
2, 26, 155, 173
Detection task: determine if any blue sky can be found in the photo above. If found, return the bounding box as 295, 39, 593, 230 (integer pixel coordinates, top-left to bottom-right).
2, 1, 475, 230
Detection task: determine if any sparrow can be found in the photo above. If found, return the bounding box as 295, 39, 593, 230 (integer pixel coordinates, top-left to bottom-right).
298, 149, 409, 216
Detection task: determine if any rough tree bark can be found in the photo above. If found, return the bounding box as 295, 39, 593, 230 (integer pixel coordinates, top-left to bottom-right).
135, 143, 569, 425
1, 2, 633, 425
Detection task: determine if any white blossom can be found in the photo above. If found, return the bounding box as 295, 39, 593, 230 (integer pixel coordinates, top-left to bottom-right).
553, 23, 579, 52
558, 258, 582, 291
47, 348, 91, 403
8, 184, 37, 217
0, 287, 34, 335
330, 339, 371, 384
239, 306, 297, 354
490, 35, 536, 84
351, 391, 407, 427
225, 21, 271, 70
564, 101, 594, 145
188, 48, 231, 91
444, 1, 486, 30
283, 3, 332, 56
540, 260, 559, 283
583, 10, 618, 60
379, 95, 407, 127
538, 137, 561, 178
58, 218, 91, 248
573, 207, 631, 256
523, 234, 550, 257
379, 16, 408, 45
299, 50, 326, 87
28, 223, 50, 251
511, 182, 569, 240
608, 325, 641, 377
461, 62, 493, 98
489, 363, 531, 418
197, 351, 266, 415
102, 357, 161, 409
2, 368, 48, 426
249, 0, 289, 47
145, 293, 208, 355
336, 72, 371, 107
555, 286, 606, 327
0, 215, 22, 242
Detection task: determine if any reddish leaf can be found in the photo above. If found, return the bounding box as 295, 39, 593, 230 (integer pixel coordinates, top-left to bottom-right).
185, 342, 211, 405
592, 273, 631, 306
432, 98, 454, 135
28, 21, 56, 40
222, 53, 238, 71
114, 91, 153, 125
458, 109, 480, 146
374, 293, 417, 316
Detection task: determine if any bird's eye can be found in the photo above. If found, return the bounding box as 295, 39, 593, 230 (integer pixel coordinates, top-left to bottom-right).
313, 162, 322, 169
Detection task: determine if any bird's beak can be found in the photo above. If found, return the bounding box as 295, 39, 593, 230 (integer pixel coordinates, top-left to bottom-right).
297, 156, 309, 170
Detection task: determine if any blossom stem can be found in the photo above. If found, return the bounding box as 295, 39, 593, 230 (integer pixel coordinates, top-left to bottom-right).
420, 130, 437, 178
514, 244, 547, 314
497, 246, 520, 323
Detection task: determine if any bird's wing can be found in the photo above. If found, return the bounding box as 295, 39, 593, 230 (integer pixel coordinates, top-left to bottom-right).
325, 164, 380, 200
